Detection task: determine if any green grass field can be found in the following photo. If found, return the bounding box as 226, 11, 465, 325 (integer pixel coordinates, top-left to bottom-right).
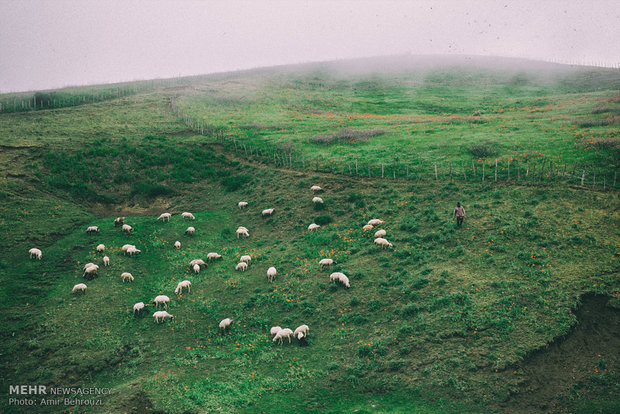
0, 58, 618, 413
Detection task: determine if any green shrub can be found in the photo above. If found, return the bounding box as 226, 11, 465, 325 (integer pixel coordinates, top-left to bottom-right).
221, 175, 251, 192
314, 215, 333, 225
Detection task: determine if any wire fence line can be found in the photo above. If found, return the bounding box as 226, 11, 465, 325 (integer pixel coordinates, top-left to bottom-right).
171, 96, 617, 191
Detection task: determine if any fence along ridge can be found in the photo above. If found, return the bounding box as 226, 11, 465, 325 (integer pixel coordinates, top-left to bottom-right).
168, 99, 618, 191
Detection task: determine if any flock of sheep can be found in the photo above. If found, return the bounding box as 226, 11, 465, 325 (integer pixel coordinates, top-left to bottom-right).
29, 184, 392, 345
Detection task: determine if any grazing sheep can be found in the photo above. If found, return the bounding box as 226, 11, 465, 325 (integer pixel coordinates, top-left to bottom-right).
236, 262, 248, 272
96, 244, 105, 253
238, 201, 248, 209
374, 237, 393, 249
273, 328, 293, 344
207, 252, 222, 261
72, 283, 87, 294
367, 219, 384, 226
121, 244, 136, 255
83, 263, 98, 271
126, 246, 141, 256
312, 197, 323, 204
189, 259, 207, 267
153, 295, 170, 308
374, 229, 386, 238
83, 265, 98, 279
193, 264, 201, 274
103, 255, 110, 266
114, 217, 125, 227
122, 224, 133, 233
310, 185, 322, 192
133, 302, 145, 314
29, 248, 42, 260
239, 255, 252, 264
157, 213, 171, 222
308, 223, 321, 232
175, 280, 191, 295
294, 324, 309, 340
121, 272, 134, 282
174, 241, 181, 249
185, 226, 195, 235
362, 224, 373, 231
236, 227, 249, 239
267, 267, 277, 283
319, 258, 334, 270
262, 208, 275, 217
219, 318, 233, 331
330, 272, 350, 288
270, 326, 282, 335
181, 212, 195, 220
86, 226, 99, 234
153, 311, 174, 323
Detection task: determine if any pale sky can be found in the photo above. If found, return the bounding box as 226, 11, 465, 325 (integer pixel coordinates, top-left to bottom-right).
1, 0, 619, 92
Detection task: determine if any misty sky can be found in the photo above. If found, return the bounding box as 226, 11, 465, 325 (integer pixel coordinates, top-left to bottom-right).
1, 0, 619, 93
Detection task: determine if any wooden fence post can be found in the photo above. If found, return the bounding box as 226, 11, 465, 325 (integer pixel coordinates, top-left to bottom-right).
494, 159, 498, 182
355, 159, 358, 175
517, 159, 520, 180
393, 167, 396, 179
434, 164, 438, 180
302, 154, 305, 169
349, 164, 352, 174
507, 160, 510, 180
526, 160, 529, 177
581, 168, 585, 186
472, 160, 476, 178
368, 165, 371, 177
449, 162, 452, 180
482, 163, 485, 182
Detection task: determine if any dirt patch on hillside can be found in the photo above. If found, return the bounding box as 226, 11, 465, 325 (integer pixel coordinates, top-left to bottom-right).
501, 294, 619, 413
89, 199, 173, 218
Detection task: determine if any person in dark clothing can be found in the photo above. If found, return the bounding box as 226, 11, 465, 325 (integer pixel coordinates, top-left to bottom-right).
453, 202, 465, 227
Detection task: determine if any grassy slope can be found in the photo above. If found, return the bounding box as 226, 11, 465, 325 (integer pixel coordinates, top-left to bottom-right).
175, 65, 620, 180
0, 67, 618, 413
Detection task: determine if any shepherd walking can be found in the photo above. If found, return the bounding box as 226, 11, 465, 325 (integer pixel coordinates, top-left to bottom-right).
453, 202, 465, 227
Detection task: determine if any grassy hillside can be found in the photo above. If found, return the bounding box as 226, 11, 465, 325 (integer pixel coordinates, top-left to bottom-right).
0, 60, 619, 413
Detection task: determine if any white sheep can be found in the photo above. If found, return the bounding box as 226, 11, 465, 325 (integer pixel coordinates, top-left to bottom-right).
330, 272, 350, 288
185, 226, 195, 235
189, 259, 206, 267
239, 255, 252, 263
153, 311, 174, 323
308, 223, 321, 232
86, 226, 99, 234
72, 283, 87, 294
362, 224, 373, 231
294, 324, 309, 340
96, 244, 105, 253
153, 295, 170, 308
310, 185, 322, 192
29, 248, 42, 260
374, 229, 386, 238
114, 217, 124, 227
367, 219, 384, 226
319, 258, 334, 270
157, 213, 171, 222
103, 255, 110, 266
329, 272, 342, 283
121, 272, 134, 282
133, 302, 145, 314
193, 264, 201, 274
83, 265, 98, 278
126, 246, 141, 256
181, 212, 195, 220
262, 208, 275, 217
175, 280, 191, 295
374, 237, 393, 249
238, 201, 248, 209
219, 318, 233, 330
236, 227, 249, 239
273, 328, 294, 344
312, 197, 323, 204
236, 262, 248, 272
174, 241, 181, 249
270, 326, 282, 335
83, 262, 98, 271
121, 244, 136, 255
267, 267, 277, 283
338, 274, 350, 288
122, 224, 133, 233
207, 252, 222, 261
